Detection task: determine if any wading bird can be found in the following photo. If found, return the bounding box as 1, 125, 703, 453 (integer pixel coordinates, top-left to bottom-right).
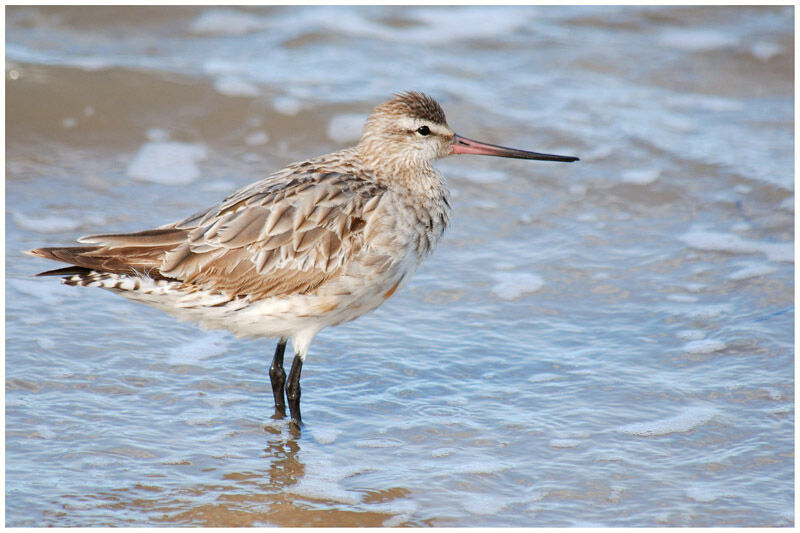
27, 91, 578, 426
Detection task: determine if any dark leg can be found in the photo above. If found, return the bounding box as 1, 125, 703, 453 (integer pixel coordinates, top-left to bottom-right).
270, 338, 287, 416
286, 354, 304, 426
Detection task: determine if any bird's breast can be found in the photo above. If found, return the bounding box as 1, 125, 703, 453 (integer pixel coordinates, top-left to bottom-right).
365, 187, 451, 262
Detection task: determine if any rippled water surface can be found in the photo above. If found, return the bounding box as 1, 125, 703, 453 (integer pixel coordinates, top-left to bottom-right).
6, 6, 794, 527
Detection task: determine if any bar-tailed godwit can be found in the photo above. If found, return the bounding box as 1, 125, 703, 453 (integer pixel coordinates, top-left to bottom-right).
27, 91, 578, 426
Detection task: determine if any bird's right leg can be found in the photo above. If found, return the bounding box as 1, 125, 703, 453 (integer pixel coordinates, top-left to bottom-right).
269, 338, 287, 416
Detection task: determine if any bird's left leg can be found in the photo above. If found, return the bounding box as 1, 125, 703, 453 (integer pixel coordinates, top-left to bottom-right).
286, 354, 303, 427
269, 338, 287, 416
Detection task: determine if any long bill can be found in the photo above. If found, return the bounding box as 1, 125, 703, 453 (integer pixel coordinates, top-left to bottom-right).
450, 134, 579, 162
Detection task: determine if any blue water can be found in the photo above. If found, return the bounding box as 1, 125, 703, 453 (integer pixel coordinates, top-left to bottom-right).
6, 5, 793, 526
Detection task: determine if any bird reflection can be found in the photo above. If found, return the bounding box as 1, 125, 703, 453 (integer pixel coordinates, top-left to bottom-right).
261, 422, 305, 490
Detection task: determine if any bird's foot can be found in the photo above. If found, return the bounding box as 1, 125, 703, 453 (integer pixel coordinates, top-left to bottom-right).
271, 405, 287, 420
288, 398, 302, 427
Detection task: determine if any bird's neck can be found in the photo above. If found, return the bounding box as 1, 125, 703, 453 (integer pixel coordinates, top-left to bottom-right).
356, 144, 445, 199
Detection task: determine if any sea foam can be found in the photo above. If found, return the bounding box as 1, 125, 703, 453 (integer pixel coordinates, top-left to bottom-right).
327, 113, 366, 144
491, 272, 544, 300
680, 229, 793, 263
126, 142, 208, 185
618, 406, 717, 437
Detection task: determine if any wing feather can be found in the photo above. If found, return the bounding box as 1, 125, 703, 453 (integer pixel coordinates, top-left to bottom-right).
160, 166, 388, 299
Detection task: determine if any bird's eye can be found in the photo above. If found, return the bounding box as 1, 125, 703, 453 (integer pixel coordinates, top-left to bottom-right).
416, 126, 431, 136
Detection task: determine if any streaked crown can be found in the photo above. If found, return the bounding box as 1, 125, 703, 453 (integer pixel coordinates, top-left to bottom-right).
374, 91, 448, 126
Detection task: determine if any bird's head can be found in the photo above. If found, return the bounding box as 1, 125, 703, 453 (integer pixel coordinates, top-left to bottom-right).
359, 91, 455, 168
358, 91, 579, 172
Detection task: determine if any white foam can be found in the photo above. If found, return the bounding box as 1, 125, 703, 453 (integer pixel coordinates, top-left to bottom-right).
731, 222, 751, 232
185, 417, 216, 427
491, 272, 544, 300
69, 56, 111, 71
684, 282, 705, 293
415, 7, 530, 43
666, 294, 698, 303
690, 94, 745, 112
271, 96, 304, 116
676, 330, 705, 341
728, 263, 778, 280
618, 406, 717, 437
202, 394, 249, 409
126, 142, 208, 185
461, 494, 507, 515
245, 131, 269, 146
679, 229, 793, 263
582, 144, 615, 160
662, 114, 696, 133
751, 42, 783, 61
12, 211, 82, 233
621, 168, 661, 185
686, 483, 736, 503
382, 515, 407, 527
287, 478, 361, 505
376, 499, 419, 526
684, 339, 726, 354
36, 337, 57, 350
36, 425, 57, 439
213, 76, 260, 97
658, 28, 738, 52
286, 459, 366, 505
311, 428, 342, 445
312, 6, 529, 45
189, 9, 264, 36
675, 303, 733, 319
327, 113, 365, 144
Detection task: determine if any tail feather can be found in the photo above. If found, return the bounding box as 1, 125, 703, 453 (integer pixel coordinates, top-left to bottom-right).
77, 227, 186, 247
35, 265, 93, 277
26, 226, 190, 281
25, 246, 102, 266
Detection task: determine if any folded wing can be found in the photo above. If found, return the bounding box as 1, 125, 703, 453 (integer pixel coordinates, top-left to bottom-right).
29, 169, 387, 300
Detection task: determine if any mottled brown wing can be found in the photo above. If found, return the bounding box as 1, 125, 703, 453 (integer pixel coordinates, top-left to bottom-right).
155, 170, 387, 299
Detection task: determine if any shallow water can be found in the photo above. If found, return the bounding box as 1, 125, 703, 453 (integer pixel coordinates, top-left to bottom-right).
5, 5, 793, 527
